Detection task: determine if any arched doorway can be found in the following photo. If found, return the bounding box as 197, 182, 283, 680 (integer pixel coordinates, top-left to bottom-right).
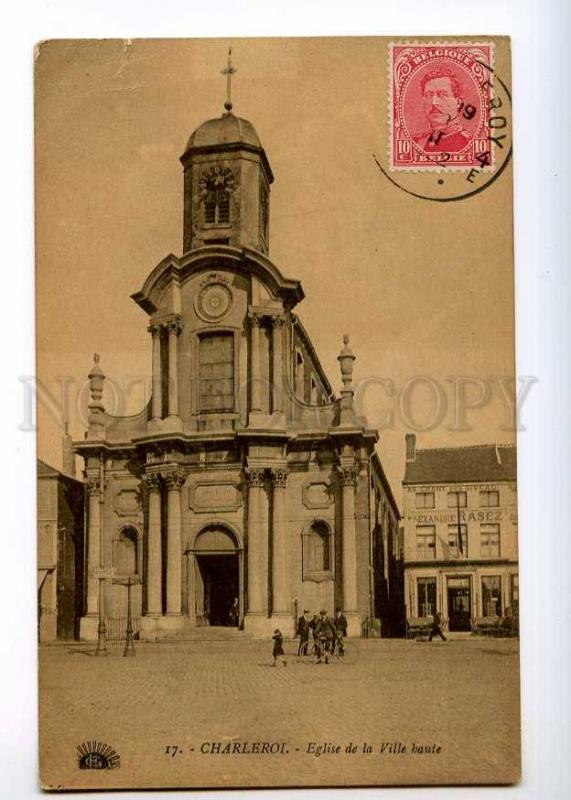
187, 524, 243, 627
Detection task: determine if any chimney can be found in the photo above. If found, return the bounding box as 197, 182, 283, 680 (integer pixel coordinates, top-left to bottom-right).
405, 433, 416, 462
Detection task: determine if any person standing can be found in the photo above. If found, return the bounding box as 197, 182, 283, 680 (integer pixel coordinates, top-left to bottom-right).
315, 610, 336, 664
428, 610, 447, 642
308, 613, 320, 656
296, 610, 310, 656
334, 607, 348, 638
272, 629, 287, 666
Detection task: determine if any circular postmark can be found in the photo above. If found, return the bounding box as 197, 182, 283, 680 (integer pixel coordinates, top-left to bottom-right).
377, 41, 512, 201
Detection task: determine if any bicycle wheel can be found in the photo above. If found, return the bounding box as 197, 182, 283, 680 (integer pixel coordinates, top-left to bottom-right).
335, 640, 358, 664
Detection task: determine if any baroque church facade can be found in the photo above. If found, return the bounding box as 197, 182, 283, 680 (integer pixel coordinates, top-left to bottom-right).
77, 92, 400, 640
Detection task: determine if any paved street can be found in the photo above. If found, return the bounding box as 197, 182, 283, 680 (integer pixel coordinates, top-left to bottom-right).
39, 637, 520, 789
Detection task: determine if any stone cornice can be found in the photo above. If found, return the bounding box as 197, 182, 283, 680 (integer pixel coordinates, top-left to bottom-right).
131, 247, 304, 317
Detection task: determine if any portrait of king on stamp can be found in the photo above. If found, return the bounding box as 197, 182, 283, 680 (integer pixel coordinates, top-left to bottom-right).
389, 43, 495, 170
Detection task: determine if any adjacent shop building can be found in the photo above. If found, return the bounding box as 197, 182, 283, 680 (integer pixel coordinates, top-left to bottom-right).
402, 434, 518, 632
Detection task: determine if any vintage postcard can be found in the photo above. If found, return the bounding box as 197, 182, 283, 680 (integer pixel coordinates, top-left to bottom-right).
36, 37, 519, 789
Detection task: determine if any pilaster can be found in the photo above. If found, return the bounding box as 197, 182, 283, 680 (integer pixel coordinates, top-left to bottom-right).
244, 468, 269, 634
163, 468, 185, 621
144, 473, 162, 617
164, 317, 183, 432
270, 469, 288, 612
339, 464, 361, 636
148, 323, 163, 431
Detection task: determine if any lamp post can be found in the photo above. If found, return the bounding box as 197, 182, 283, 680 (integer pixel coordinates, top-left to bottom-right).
112, 575, 141, 657
95, 455, 108, 656
123, 576, 138, 657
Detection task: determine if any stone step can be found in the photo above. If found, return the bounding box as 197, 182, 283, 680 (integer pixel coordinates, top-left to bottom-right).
149, 625, 254, 642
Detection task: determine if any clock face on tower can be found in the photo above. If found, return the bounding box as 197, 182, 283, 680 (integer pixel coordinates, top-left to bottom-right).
194, 273, 233, 323
198, 165, 237, 201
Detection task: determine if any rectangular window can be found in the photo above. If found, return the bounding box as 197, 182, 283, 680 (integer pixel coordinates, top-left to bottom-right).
481, 575, 502, 617
198, 333, 234, 412
415, 491, 435, 509
447, 523, 468, 557
447, 490, 467, 508
510, 574, 519, 616
416, 525, 436, 559
480, 489, 500, 507
480, 523, 501, 557
417, 577, 436, 618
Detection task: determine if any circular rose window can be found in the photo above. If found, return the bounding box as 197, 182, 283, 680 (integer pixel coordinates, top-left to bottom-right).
195, 281, 233, 323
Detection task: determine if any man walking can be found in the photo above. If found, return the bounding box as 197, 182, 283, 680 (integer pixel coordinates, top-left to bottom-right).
296, 609, 311, 656
428, 610, 447, 642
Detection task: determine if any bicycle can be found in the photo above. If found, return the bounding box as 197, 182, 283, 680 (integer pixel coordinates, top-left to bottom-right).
330, 633, 357, 664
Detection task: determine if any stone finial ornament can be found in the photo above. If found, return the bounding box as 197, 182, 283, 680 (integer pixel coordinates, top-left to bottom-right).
337, 334, 357, 426
87, 353, 106, 438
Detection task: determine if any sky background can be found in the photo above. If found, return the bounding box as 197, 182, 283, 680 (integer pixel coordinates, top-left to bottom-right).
34, 38, 516, 504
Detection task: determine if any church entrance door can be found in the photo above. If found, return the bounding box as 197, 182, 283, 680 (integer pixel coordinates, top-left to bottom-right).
196, 554, 239, 627
188, 524, 243, 628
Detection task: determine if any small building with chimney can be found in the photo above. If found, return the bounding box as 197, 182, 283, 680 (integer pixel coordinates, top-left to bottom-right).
402, 434, 518, 633
37, 444, 85, 641
74, 68, 400, 640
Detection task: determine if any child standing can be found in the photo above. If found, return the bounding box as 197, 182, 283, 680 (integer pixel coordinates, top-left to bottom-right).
272, 629, 287, 666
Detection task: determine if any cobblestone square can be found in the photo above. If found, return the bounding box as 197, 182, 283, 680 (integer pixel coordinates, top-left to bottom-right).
39, 637, 520, 789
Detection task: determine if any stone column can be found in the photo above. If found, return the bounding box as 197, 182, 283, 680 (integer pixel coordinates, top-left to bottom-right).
249, 313, 263, 415
164, 469, 185, 620
166, 319, 182, 421
85, 478, 101, 615
149, 323, 163, 423
340, 465, 360, 635
145, 473, 162, 617
270, 469, 288, 617
244, 469, 268, 633
271, 315, 285, 413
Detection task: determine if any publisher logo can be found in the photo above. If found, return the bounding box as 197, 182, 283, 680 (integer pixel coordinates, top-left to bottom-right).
76, 741, 121, 770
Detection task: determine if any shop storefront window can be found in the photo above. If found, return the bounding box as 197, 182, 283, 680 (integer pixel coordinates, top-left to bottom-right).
417, 577, 436, 618
481, 575, 502, 617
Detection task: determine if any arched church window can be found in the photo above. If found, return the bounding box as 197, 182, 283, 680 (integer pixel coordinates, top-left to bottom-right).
302, 520, 333, 581
310, 376, 318, 404
198, 332, 235, 412
295, 349, 304, 400
204, 197, 217, 225
114, 527, 138, 576
260, 184, 269, 242
199, 165, 235, 227
217, 193, 230, 224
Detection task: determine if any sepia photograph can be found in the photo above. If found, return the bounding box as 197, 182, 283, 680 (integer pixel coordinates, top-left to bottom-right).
35, 36, 520, 789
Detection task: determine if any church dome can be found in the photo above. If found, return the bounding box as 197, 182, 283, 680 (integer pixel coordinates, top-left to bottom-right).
185, 113, 262, 151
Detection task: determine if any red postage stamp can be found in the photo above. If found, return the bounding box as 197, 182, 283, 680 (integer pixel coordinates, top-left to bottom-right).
389, 42, 495, 171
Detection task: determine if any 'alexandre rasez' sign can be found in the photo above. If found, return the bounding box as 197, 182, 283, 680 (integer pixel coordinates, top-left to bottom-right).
411, 510, 504, 524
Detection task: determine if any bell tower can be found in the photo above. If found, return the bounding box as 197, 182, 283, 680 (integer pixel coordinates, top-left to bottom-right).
180, 50, 273, 255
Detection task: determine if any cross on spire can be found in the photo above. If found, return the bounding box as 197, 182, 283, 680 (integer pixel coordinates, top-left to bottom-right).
221, 47, 237, 113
